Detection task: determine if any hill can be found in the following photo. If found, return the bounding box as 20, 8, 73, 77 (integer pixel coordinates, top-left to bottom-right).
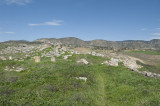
1, 39, 160, 105
34, 37, 160, 50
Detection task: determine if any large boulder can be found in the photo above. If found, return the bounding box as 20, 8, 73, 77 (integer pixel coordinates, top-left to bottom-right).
123, 58, 142, 71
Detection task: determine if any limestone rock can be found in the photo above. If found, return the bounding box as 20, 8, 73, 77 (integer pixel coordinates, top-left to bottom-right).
51, 57, 56, 62
35, 56, 40, 62
63, 55, 68, 60
75, 77, 87, 82
63, 55, 72, 60
77, 59, 89, 65
123, 58, 142, 71
0, 56, 6, 60
9, 56, 13, 60
5, 66, 24, 72
103, 58, 119, 66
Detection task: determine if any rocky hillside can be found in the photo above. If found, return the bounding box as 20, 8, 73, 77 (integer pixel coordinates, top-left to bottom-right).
2, 37, 160, 50
1, 41, 160, 105
34, 37, 160, 50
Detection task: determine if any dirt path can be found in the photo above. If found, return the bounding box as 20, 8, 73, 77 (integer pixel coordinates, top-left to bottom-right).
128, 56, 145, 64
96, 72, 106, 106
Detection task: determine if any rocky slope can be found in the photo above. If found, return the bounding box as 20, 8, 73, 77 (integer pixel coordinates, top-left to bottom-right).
1, 37, 160, 50
34, 37, 160, 50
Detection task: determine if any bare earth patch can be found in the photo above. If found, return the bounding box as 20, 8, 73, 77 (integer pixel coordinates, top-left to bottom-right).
74, 47, 91, 54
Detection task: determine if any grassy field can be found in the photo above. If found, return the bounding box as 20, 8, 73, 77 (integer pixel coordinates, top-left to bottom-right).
1, 54, 160, 105
125, 50, 160, 55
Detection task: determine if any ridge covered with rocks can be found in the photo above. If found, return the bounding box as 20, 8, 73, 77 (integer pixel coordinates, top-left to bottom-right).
0, 41, 159, 79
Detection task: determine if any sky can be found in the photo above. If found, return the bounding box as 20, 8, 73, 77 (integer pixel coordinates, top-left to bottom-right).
0, 0, 160, 42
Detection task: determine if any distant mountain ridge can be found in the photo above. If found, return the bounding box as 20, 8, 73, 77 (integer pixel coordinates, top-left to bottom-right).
2, 37, 160, 50
34, 37, 160, 50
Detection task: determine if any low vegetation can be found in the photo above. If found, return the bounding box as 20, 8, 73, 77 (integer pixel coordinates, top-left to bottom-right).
125, 50, 160, 55
1, 54, 160, 105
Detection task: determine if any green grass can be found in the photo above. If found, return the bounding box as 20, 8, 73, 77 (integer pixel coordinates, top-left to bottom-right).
0, 54, 160, 105
126, 50, 160, 55
137, 61, 160, 74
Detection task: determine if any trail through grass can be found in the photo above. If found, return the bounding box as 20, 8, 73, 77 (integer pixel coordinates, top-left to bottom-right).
96, 72, 106, 106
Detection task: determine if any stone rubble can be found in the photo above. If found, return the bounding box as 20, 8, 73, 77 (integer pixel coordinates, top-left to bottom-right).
35, 56, 40, 62
89, 51, 104, 57
5, 66, 25, 72
9, 56, 12, 60
102, 58, 119, 66
75, 77, 87, 82
77, 59, 89, 65
63, 55, 72, 60
132, 70, 160, 78
63, 55, 68, 60
0, 56, 6, 60
51, 57, 56, 62
1, 42, 160, 79
101, 54, 160, 78
122, 57, 142, 71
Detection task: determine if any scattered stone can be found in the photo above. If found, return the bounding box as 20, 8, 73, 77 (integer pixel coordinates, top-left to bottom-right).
77, 59, 89, 65
35, 56, 40, 62
15, 68, 24, 72
0, 56, 6, 60
51, 57, 56, 62
123, 58, 142, 71
63, 55, 72, 60
102, 61, 108, 65
141, 71, 153, 77
91, 52, 96, 56
5, 66, 25, 72
63, 55, 68, 60
18, 59, 24, 61
75, 77, 87, 82
96, 53, 104, 57
109, 58, 119, 66
103, 58, 119, 66
9, 56, 13, 60
75, 51, 80, 54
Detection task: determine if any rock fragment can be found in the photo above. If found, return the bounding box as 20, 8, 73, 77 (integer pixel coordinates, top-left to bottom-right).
35, 56, 40, 62
77, 59, 89, 64
75, 77, 87, 82
103, 58, 119, 66
51, 57, 56, 62
0, 56, 6, 60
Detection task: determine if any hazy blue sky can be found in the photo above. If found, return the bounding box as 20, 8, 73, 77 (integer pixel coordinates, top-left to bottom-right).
0, 0, 160, 42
